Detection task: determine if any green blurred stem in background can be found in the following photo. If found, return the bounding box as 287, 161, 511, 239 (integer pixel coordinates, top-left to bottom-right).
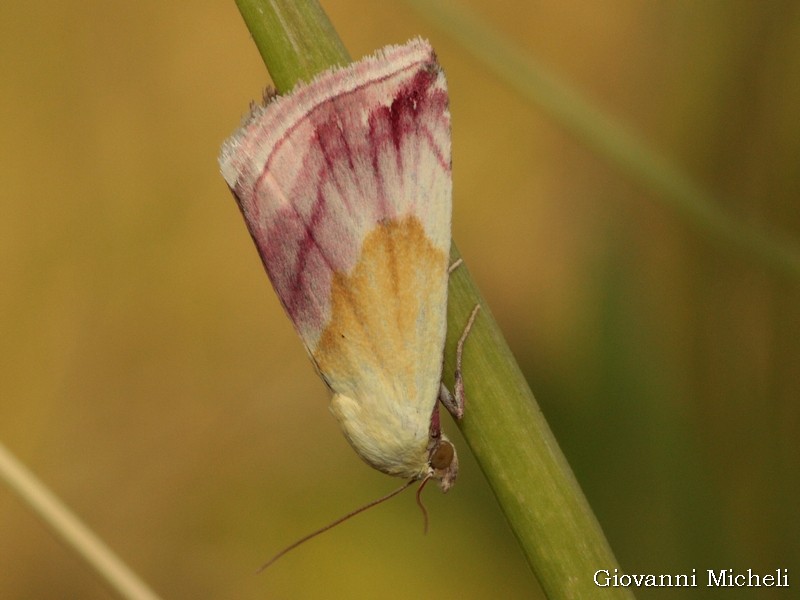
232, 1, 633, 598
409, 0, 800, 282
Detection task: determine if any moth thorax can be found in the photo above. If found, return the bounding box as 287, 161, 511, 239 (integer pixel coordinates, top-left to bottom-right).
429, 439, 458, 492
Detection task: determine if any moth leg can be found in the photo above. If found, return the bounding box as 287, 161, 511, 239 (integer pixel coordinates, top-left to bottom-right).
429, 401, 444, 440
438, 383, 458, 419
440, 303, 481, 420
447, 257, 463, 274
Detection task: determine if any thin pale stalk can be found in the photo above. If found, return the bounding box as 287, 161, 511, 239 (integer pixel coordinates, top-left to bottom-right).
230, 2, 632, 598
0, 442, 163, 600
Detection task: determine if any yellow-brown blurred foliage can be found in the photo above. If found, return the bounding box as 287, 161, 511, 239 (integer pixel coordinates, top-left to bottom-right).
2, 1, 798, 599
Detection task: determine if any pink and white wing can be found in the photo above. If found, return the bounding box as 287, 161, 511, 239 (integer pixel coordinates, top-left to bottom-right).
219, 39, 451, 473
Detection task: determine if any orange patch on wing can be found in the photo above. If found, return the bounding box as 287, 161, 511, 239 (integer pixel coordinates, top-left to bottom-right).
313, 216, 447, 403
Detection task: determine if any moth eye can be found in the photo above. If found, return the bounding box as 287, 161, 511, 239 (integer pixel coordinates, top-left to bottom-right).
430, 441, 454, 470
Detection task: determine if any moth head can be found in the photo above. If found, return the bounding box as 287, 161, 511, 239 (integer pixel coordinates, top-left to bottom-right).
428, 436, 458, 492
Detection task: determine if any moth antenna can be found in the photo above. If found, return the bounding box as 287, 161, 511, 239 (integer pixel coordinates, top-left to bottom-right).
415, 475, 432, 534
257, 478, 416, 573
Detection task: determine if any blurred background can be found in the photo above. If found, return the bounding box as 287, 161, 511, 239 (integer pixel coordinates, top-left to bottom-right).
2, 1, 798, 598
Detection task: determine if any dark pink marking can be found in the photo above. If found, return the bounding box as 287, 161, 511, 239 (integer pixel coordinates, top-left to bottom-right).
310, 115, 359, 220
367, 68, 449, 216
230, 53, 450, 343
282, 186, 329, 322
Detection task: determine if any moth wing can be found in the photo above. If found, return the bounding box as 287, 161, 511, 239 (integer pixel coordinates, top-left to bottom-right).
220, 39, 451, 472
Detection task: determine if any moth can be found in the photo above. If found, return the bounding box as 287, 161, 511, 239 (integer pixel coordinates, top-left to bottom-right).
219, 38, 476, 500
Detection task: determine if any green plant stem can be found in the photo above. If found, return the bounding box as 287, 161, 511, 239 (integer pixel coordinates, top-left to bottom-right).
230, 1, 632, 598
444, 249, 633, 599
0, 442, 163, 600
234, 0, 349, 92
407, 0, 800, 281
